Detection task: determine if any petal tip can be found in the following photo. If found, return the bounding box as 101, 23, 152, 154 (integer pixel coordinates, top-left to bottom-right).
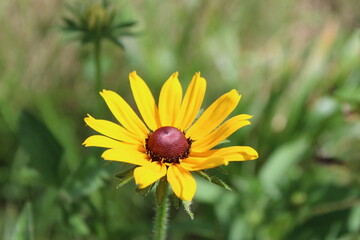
229, 89, 240, 97
129, 71, 138, 79
100, 89, 109, 94
84, 114, 95, 124
195, 71, 201, 76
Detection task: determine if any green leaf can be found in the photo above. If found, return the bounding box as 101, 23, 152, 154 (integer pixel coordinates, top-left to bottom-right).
113, 21, 137, 29
107, 35, 125, 49
62, 156, 110, 201
64, 2, 81, 17
156, 177, 168, 206
61, 27, 84, 33
81, 34, 95, 44
106, 11, 116, 25
12, 202, 34, 240
69, 215, 90, 235
259, 135, 311, 198
62, 17, 78, 29
183, 200, 194, 220
195, 171, 232, 191
229, 215, 251, 240
349, 205, 360, 232
285, 209, 351, 240
18, 110, 63, 187
115, 167, 135, 189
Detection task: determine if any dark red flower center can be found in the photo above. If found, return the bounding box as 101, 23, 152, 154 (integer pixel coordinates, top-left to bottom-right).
146, 126, 192, 164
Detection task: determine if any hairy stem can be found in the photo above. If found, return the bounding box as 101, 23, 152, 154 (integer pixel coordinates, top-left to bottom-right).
153, 189, 169, 240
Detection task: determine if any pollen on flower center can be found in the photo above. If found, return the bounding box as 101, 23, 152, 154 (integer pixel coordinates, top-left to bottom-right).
146, 126, 192, 164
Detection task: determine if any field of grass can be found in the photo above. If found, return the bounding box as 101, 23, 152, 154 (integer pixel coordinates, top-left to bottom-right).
1, 0, 360, 239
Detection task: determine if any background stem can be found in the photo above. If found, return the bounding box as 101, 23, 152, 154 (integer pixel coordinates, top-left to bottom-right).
94, 39, 102, 91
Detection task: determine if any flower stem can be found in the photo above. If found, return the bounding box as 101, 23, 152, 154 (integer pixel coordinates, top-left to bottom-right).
153, 189, 169, 240
94, 39, 102, 92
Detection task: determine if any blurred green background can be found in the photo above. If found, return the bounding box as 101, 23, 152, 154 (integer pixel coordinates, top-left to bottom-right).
1, 0, 360, 239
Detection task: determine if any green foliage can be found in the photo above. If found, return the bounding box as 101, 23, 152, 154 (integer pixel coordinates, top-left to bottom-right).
11, 203, 34, 240
18, 110, 63, 187
259, 135, 311, 198
1, 0, 360, 239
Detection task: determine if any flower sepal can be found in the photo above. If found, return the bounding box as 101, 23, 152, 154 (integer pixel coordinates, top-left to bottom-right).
156, 177, 168, 206
135, 184, 154, 196
172, 193, 180, 210
115, 167, 136, 189
183, 200, 194, 220
170, 193, 195, 219
195, 170, 232, 191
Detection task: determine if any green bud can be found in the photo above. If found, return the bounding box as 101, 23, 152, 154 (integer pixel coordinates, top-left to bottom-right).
84, 5, 109, 31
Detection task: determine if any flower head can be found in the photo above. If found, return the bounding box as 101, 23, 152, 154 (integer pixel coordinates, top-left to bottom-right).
83, 72, 258, 201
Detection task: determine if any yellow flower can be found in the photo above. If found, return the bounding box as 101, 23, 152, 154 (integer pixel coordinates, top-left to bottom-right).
83, 72, 258, 201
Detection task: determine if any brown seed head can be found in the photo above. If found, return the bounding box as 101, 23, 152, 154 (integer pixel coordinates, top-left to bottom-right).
146, 126, 191, 163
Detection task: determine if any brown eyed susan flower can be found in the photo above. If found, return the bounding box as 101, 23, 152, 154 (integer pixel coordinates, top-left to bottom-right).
83, 72, 258, 201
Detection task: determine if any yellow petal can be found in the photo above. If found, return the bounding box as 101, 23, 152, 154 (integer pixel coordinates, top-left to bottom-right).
180, 156, 225, 171
101, 148, 150, 166
84, 115, 142, 144
134, 162, 167, 188
167, 164, 196, 201
83, 135, 141, 149
191, 146, 259, 165
174, 73, 206, 130
100, 90, 148, 137
186, 89, 241, 140
191, 114, 252, 152
158, 72, 182, 126
219, 146, 259, 164
129, 71, 161, 131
